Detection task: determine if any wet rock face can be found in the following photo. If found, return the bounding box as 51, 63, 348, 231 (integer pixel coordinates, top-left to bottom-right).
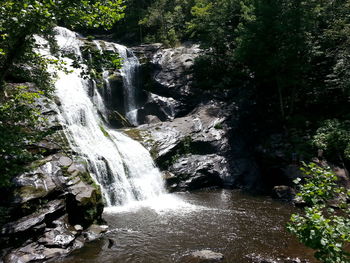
0, 95, 104, 263
150, 44, 201, 100
3, 222, 108, 263
124, 100, 260, 191
133, 44, 203, 123
127, 44, 264, 192
168, 154, 228, 191
1, 155, 104, 263
136, 101, 231, 160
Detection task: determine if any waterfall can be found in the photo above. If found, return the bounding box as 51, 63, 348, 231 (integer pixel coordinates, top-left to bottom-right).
53, 27, 165, 207
113, 44, 140, 126
93, 40, 140, 126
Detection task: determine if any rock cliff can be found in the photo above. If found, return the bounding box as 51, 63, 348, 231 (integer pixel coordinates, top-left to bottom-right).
124, 44, 262, 192
0, 93, 106, 263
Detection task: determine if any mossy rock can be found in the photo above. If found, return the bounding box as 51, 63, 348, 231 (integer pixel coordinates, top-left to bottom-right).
108, 73, 122, 82
122, 128, 144, 141
15, 186, 48, 201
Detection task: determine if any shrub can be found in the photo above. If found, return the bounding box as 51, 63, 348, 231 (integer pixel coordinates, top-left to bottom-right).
287, 163, 350, 263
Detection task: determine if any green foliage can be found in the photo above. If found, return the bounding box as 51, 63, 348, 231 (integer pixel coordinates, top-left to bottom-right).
235, 0, 314, 120
287, 163, 350, 263
162, 136, 193, 167
80, 43, 122, 81
0, 85, 44, 187
313, 119, 350, 162
139, 0, 195, 46
0, 0, 125, 187
99, 125, 110, 138
214, 122, 223, 130
295, 163, 341, 205
0, 0, 125, 87
189, 0, 250, 90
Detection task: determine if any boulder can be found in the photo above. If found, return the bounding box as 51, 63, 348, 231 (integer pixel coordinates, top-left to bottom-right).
122, 100, 261, 190
38, 228, 75, 248
66, 179, 104, 227
3, 243, 68, 263
131, 43, 163, 64
150, 44, 201, 101
138, 93, 183, 122
180, 250, 224, 263
133, 44, 203, 120
143, 115, 162, 124
167, 154, 228, 191
2, 154, 104, 262
334, 166, 350, 188
83, 224, 109, 241
12, 161, 63, 204
1, 200, 65, 235
121, 102, 235, 190
133, 101, 231, 162
272, 186, 296, 201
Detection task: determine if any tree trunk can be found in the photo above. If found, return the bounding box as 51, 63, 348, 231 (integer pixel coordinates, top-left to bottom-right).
276, 77, 285, 121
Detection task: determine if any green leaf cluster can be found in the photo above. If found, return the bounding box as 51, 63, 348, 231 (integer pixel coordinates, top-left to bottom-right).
0, 85, 44, 187
313, 119, 350, 162
0, 0, 125, 88
138, 0, 195, 46
287, 163, 350, 263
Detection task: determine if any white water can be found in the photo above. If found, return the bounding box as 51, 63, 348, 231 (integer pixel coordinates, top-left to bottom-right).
111, 43, 140, 126
53, 27, 166, 207
92, 40, 140, 126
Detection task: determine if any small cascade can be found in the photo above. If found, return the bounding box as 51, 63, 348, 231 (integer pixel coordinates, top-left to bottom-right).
92, 40, 140, 126
112, 44, 140, 126
53, 27, 165, 207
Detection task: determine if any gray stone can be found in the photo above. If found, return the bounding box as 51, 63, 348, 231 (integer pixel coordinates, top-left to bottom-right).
150, 45, 201, 100
13, 161, 63, 203
67, 162, 87, 174
144, 115, 162, 124
124, 101, 249, 190
168, 154, 228, 191
138, 93, 183, 123
181, 250, 224, 263
59, 156, 73, 167
38, 228, 75, 248
74, 225, 83, 231
68, 181, 97, 204
4, 243, 68, 263
1, 200, 65, 235
136, 102, 230, 161
83, 224, 108, 241
272, 186, 296, 201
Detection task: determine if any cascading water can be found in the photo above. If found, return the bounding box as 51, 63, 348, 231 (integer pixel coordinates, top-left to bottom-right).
93, 40, 140, 126
113, 44, 140, 126
53, 27, 165, 207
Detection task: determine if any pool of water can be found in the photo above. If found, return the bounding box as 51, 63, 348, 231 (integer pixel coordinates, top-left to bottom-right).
61, 189, 317, 263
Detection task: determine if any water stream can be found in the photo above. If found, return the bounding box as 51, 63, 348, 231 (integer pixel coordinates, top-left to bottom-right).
54, 27, 164, 206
